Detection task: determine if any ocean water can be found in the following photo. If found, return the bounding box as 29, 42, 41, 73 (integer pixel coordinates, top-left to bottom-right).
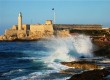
0, 35, 94, 80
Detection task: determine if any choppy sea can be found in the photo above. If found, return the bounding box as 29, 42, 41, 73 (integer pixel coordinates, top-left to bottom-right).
0, 35, 109, 80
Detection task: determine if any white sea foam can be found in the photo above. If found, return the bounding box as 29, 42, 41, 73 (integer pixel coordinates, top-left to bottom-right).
17, 57, 38, 60
47, 62, 69, 71
2, 69, 23, 76
43, 34, 93, 63
12, 70, 57, 80
99, 59, 110, 63
12, 70, 71, 80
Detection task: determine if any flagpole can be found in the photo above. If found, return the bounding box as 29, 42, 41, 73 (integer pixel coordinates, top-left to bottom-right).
52, 8, 55, 24
54, 11, 55, 24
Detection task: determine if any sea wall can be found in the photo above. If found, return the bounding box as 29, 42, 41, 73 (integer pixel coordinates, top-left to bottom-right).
53, 24, 102, 30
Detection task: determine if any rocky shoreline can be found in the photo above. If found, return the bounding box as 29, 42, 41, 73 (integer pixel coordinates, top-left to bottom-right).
60, 60, 110, 80
69, 69, 110, 80
61, 42, 110, 80
0, 34, 110, 80
61, 61, 101, 70
0, 38, 45, 42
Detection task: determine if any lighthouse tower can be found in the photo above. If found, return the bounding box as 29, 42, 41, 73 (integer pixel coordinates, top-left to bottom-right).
18, 12, 22, 30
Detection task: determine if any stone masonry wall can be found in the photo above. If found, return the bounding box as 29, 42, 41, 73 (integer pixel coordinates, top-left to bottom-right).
30, 24, 45, 33
17, 30, 27, 39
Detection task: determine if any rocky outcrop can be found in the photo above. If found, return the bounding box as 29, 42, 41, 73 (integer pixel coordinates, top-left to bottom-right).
0, 35, 18, 41
0, 35, 7, 41
94, 45, 110, 58
69, 69, 110, 80
61, 61, 101, 70
0, 32, 43, 41
0, 35, 3, 40
7, 36, 17, 41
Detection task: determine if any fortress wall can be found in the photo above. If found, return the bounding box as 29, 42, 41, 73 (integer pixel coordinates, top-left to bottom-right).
45, 20, 52, 25
43, 24, 54, 37
30, 24, 45, 33
55, 30, 69, 37
72, 25, 102, 30
12, 24, 30, 31
29, 24, 54, 38
22, 24, 30, 30
53, 24, 102, 30
17, 30, 27, 34
72, 27, 102, 30
44, 24, 53, 32
17, 30, 27, 39
28, 31, 43, 39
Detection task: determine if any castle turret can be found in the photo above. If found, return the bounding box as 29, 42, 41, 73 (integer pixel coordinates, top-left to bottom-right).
45, 20, 52, 25
18, 12, 22, 30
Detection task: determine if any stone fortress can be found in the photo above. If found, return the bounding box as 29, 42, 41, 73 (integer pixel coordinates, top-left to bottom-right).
0, 12, 54, 41
0, 12, 110, 41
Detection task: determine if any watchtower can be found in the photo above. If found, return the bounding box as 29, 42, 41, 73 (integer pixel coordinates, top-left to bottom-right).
18, 12, 22, 30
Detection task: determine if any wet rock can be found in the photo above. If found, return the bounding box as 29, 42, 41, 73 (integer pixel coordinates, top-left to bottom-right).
60, 68, 84, 75
69, 69, 110, 80
61, 61, 101, 70
94, 45, 110, 58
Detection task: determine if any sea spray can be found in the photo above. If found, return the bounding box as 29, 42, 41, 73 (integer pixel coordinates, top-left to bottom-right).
11, 34, 94, 80
43, 34, 93, 63
71, 34, 93, 57
43, 37, 76, 63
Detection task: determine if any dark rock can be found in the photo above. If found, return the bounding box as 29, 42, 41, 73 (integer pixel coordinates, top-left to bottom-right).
94, 45, 110, 58
80, 56, 85, 58
69, 69, 110, 80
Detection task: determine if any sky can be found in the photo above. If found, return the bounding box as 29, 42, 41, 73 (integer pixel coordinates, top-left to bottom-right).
0, 0, 110, 34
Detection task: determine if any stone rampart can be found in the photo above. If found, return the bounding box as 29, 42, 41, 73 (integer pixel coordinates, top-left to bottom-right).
55, 30, 69, 37
17, 30, 27, 39
30, 24, 45, 32
44, 24, 53, 33
54, 24, 102, 30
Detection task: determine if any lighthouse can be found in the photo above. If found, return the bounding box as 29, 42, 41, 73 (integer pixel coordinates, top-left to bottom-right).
18, 12, 22, 30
